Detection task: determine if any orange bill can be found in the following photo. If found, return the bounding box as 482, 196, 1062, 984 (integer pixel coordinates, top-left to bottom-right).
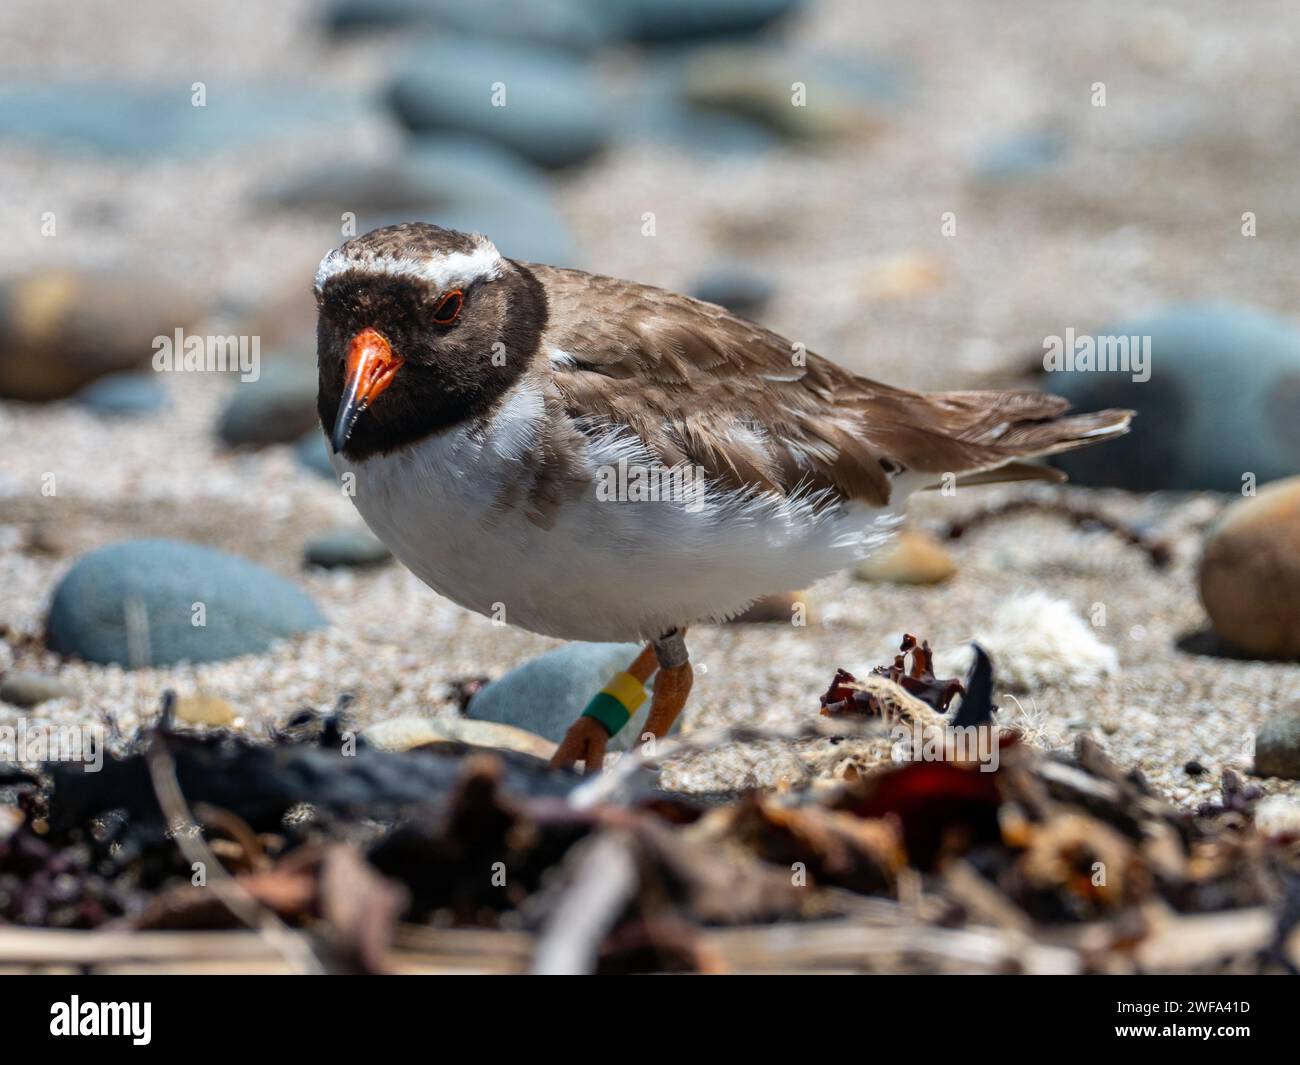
331, 328, 404, 453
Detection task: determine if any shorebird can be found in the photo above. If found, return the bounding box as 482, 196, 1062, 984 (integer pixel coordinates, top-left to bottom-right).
315, 223, 1130, 772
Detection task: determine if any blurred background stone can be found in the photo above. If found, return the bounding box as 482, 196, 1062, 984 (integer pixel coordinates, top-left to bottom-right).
727, 590, 813, 624
1049, 306, 1300, 492
680, 47, 894, 143
0, 271, 202, 401
973, 129, 1068, 182
261, 136, 580, 265
0, 86, 375, 158
174, 692, 239, 726
294, 429, 336, 478
388, 38, 614, 169
74, 372, 168, 417
1254, 700, 1300, 780
1198, 476, 1300, 659
0, 671, 77, 708
324, 0, 616, 53
304, 527, 393, 569
46, 539, 327, 667
217, 361, 319, 448
854, 529, 956, 585
601, 0, 799, 44
689, 265, 775, 319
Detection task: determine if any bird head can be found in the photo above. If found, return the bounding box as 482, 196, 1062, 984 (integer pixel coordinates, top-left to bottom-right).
314, 222, 543, 460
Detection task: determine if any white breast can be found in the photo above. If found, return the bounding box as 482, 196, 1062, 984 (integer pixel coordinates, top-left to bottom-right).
333, 383, 905, 642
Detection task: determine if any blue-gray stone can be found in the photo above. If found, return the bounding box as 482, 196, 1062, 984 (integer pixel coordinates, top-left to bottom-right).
690, 267, 774, 319
389, 38, 613, 168
624, 98, 778, 155
217, 362, 319, 447
974, 129, 1068, 181
468, 642, 675, 751
74, 372, 167, 417
270, 136, 581, 265
263, 135, 551, 214
1049, 305, 1300, 492
399, 200, 579, 267
47, 539, 327, 668
305, 527, 392, 569
602, 0, 800, 43
295, 429, 336, 479
324, 0, 616, 54
0, 86, 373, 159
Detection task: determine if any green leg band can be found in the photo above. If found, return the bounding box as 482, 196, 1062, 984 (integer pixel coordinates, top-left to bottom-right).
581, 670, 649, 737
583, 692, 634, 736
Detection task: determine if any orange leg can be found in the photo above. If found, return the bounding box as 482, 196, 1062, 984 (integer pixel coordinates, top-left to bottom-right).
633, 631, 693, 753
550, 630, 692, 774
550, 643, 657, 773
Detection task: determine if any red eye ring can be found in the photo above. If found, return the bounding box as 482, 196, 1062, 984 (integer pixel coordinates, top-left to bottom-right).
433, 289, 463, 325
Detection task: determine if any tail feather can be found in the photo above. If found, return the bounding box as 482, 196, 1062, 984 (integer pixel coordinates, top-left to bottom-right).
860, 387, 1133, 486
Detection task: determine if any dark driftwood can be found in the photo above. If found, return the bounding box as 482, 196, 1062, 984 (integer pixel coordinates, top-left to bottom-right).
46, 725, 582, 833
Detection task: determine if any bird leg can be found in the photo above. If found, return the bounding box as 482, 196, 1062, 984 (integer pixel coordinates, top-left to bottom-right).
549, 629, 692, 774
637, 629, 693, 752
550, 643, 657, 774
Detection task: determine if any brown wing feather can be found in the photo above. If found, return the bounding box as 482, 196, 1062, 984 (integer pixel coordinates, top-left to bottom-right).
531, 264, 1130, 505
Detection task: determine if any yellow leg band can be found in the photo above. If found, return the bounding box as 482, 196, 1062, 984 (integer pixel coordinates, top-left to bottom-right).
601, 671, 648, 713
582, 671, 649, 736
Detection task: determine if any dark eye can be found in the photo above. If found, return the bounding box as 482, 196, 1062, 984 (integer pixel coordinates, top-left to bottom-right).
432, 289, 463, 325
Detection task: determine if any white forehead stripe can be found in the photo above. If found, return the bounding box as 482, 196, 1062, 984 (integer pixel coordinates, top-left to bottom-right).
314, 238, 503, 294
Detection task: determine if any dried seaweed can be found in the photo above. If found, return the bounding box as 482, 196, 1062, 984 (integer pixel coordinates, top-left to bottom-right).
2, 645, 1299, 974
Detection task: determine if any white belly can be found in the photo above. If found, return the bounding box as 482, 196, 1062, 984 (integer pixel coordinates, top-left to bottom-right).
333, 389, 905, 642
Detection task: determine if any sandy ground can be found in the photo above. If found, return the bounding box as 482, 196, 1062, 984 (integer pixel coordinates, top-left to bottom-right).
1, 1, 1299, 805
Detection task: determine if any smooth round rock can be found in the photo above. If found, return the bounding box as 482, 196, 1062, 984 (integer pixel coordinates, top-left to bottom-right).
403, 197, 579, 267
1199, 476, 1300, 658
1254, 700, 1300, 780
217, 362, 319, 447
324, 0, 615, 54
0, 271, 202, 401
389, 38, 613, 168
467, 642, 675, 752
681, 47, 891, 142
262, 136, 554, 217
974, 129, 1068, 181
294, 430, 336, 479
0, 86, 374, 159
0, 671, 77, 708
727, 590, 812, 624
690, 267, 774, 319
304, 527, 392, 569
175, 693, 239, 727
75, 372, 168, 417
603, 0, 799, 44
46, 540, 327, 667
364, 715, 557, 760
854, 530, 957, 585
1050, 305, 1300, 492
